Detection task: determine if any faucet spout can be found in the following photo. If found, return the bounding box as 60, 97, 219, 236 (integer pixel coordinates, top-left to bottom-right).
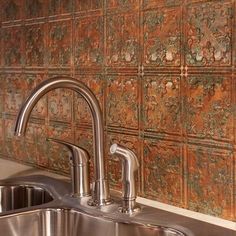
14, 76, 111, 206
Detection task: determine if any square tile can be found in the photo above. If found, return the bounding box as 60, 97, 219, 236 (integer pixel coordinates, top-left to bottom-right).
1, 0, 23, 22
75, 0, 102, 13
74, 16, 104, 68
106, 0, 139, 12
48, 20, 72, 67
187, 145, 233, 219
2, 26, 23, 66
143, 75, 181, 134
74, 74, 104, 125
106, 12, 139, 67
143, 0, 182, 9
106, 75, 139, 129
184, 75, 233, 141
25, 23, 46, 67
143, 138, 183, 205
49, 0, 73, 15
185, 1, 233, 67
25, 0, 46, 19
143, 7, 181, 67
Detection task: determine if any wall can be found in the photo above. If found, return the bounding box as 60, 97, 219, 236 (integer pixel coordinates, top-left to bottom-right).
0, 0, 235, 221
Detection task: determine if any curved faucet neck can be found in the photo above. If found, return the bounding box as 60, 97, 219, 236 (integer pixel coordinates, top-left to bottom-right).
14, 76, 110, 205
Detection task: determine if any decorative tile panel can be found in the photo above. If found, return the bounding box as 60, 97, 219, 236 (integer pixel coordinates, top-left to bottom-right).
25, 23, 45, 67
4, 73, 24, 115
2, 26, 23, 66
106, 75, 139, 129
187, 145, 233, 219
106, 133, 140, 191
48, 20, 72, 67
74, 74, 104, 125
185, 1, 233, 67
48, 122, 73, 173
75, 0, 102, 13
48, 88, 73, 122
143, 138, 183, 205
184, 75, 233, 141
25, 0, 45, 19
74, 16, 103, 68
49, 0, 73, 15
1, 0, 22, 22
143, 75, 181, 134
143, 7, 181, 67
106, 12, 139, 67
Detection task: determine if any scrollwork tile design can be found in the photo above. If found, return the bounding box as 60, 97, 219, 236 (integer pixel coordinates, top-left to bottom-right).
106, 75, 139, 129
184, 76, 233, 141
143, 75, 181, 134
106, 12, 139, 67
25, 24, 45, 67
75, 16, 103, 68
143, 139, 183, 205
187, 145, 233, 219
143, 7, 181, 67
186, 1, 232, 67
48, 21, 72, 67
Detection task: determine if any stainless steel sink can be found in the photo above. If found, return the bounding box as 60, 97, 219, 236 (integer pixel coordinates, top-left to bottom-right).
0, 185, 53, 212
0, 208, 186, 236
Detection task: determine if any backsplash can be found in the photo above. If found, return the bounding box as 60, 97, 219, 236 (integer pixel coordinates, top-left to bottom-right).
0, 0, 235, 221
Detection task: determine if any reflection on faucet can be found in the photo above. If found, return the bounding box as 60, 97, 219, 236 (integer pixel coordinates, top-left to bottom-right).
14, 76, 111, 206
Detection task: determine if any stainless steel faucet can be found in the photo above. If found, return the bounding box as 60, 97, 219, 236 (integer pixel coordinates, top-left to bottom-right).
14, 76, 111, 206
110, 143, 140, 213
47, 138, 90, 198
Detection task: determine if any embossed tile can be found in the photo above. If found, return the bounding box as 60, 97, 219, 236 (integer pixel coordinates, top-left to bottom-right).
1, 0, 22, 22
24, 73, 47, 119
48, 20, 72, 67
2, 26, 23, 66
49, 0, 73, 15
74, 74, 104, 125
143, 0, 182, 9
143, 138, 183, 205
25, 23, 45, 67
48, 122, 73, 173
187, 145, 233, 219
74, 16, 104, 68
184, 75, 233, 141
106, 133, 140, 191
25, 0, 45, 19
4, 73, 24, 115
185, 1, 233, 67
106, 0, 139, 12
48, 88, 73, 123
143, 7, 181, 67
106, 12, 139, 67
75, 0, 102, 13
106, 75, 139, 129
143, 75, 181, 134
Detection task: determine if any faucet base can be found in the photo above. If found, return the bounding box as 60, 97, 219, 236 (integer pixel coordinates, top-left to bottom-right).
119, 199, 141, 214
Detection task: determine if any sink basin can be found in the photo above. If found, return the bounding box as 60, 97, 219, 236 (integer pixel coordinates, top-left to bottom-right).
0, 185, 53, 213
0, 208, 186, 236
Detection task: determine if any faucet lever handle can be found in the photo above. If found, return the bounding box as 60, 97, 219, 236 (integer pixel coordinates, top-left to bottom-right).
47, 138, 90, 197
110, 143, 140, 214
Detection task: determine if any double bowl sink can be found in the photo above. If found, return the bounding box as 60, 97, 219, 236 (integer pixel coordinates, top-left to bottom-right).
0, 176, 188, 236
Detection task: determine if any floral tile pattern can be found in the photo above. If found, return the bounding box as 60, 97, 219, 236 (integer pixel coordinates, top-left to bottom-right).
143, 7, 181, 67
48, 20, 72, 67
184, 75, 233, 141
106, 75, 139, 129
143, 138, 183, 205
185, 1, 233, 67
0, 0, 235, 221
187, 145, 233, 219
106, 12, 139, 67
143, 75, 181, 134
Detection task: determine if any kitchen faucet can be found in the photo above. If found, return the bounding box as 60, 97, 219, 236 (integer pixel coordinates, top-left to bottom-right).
14, 76, 111, 206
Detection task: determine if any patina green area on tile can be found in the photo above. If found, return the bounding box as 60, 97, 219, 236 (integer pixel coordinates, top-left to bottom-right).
0, 0, 235, 221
